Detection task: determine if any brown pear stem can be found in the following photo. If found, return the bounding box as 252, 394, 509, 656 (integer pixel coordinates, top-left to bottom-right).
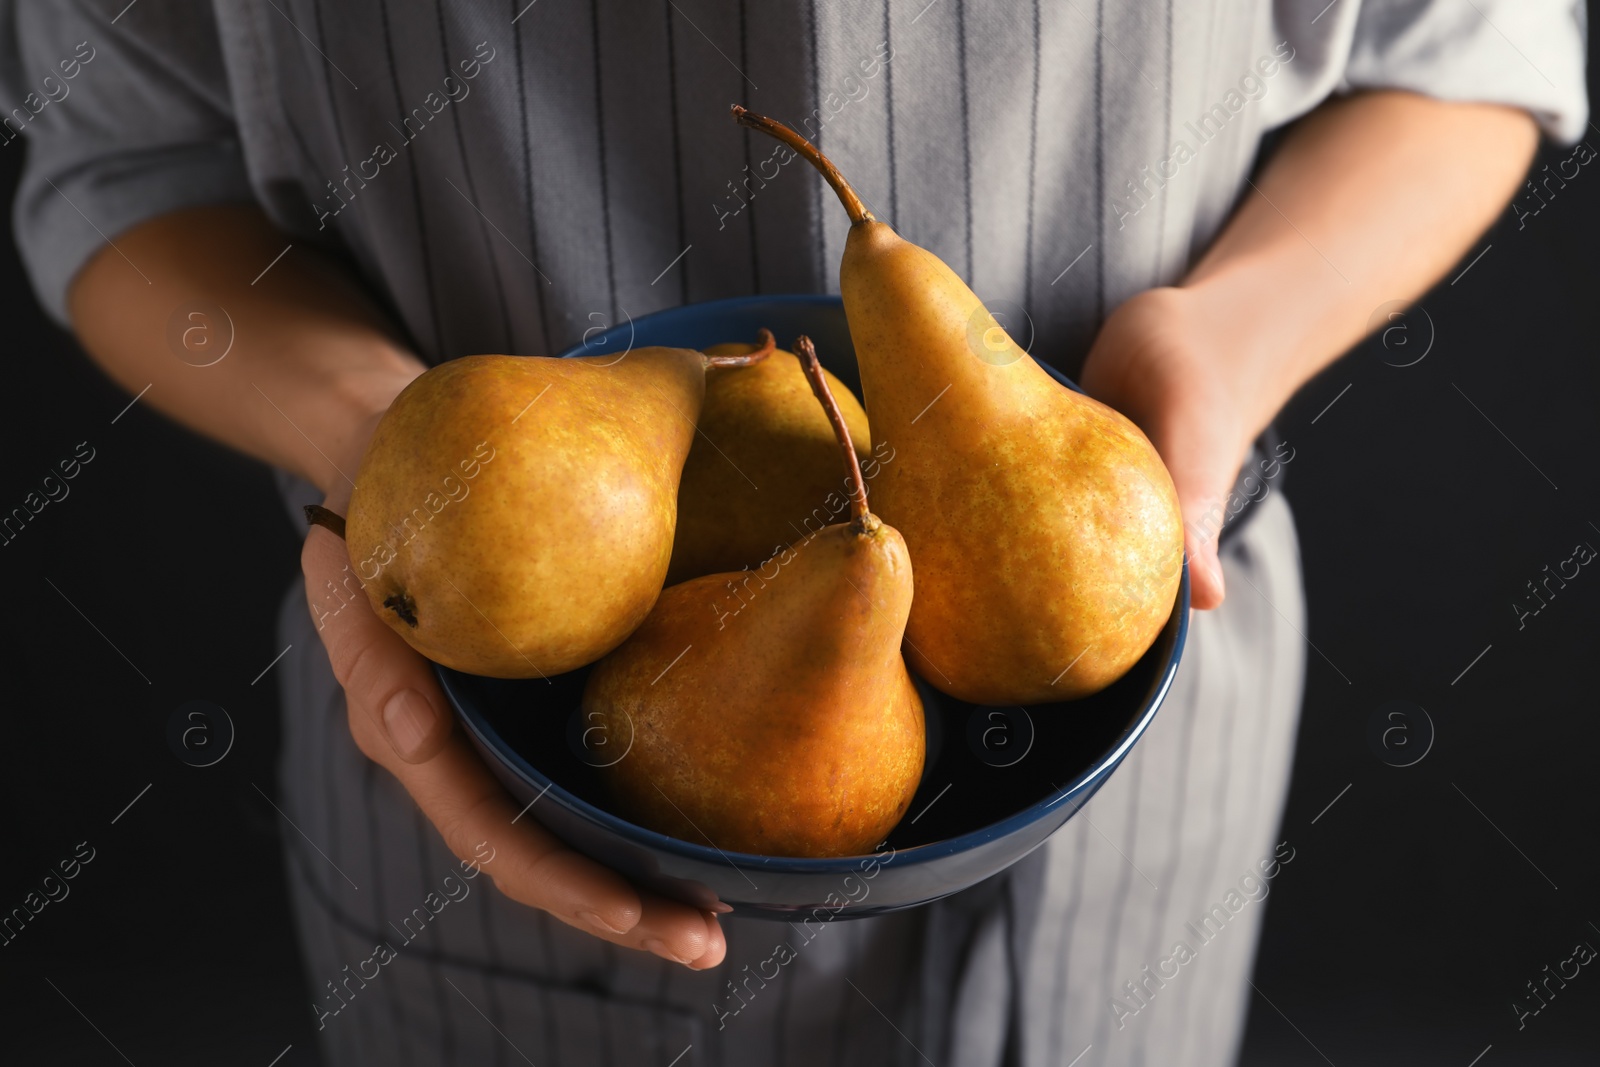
731, 107, 874, 225
702, 327, 776, 368
304, 504, 346, 539
795, 336, 874, 533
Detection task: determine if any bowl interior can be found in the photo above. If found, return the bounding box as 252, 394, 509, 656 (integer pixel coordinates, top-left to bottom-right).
443, 621, 1179, 859
437, 294, 1185, 878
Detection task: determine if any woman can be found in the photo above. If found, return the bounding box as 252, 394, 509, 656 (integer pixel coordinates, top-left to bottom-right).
4, 1, 1584, 1064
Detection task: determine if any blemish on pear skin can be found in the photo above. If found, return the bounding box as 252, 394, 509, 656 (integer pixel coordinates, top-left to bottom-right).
385, 592, 419, 628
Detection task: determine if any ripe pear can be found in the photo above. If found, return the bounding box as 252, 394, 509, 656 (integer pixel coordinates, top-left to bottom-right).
583, 336, 924, 858
666, 338, 872, 585
341, 335, 773, 678
735, 108, 1184, 704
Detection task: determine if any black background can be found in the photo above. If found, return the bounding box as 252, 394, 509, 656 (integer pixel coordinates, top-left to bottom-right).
2, 42, 1597, 1067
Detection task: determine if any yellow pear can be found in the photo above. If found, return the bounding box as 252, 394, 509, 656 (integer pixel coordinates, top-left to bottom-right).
666, 339, 872, 584
735, 108, 1184, 704
583, 337, 924, 858
340, 336, 772, 678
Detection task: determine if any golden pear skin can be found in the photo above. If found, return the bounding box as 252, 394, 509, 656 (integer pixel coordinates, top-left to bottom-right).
345, 341, 769, 678
667, 340, 872, 585
735, 108, 1184, 704
584, 337, 924, 858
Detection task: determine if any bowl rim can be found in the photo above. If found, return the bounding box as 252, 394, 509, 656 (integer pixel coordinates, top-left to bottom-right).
438, 292, 1192, 874
563, 293, 853, 360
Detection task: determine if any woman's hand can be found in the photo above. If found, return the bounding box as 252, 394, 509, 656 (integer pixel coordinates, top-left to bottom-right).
1082, 95, 1539, 614
302, 398, 727, 970
68, 206, 722, 963
1078, 286, 1263, 611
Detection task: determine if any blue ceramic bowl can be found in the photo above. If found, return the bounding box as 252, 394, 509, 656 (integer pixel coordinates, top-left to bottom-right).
436, 294, 1189, 920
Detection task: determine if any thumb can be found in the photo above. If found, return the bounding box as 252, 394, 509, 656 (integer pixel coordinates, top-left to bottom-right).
1163, 441, 1247, 614
302, 518, 454, 765
1184, 525, 1226, 611
1174, 475, 1232, 612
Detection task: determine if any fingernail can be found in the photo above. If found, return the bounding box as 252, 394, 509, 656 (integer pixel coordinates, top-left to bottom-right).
578, 910, 628, 935
383, 689, 438, 759
642, 938, 690, 965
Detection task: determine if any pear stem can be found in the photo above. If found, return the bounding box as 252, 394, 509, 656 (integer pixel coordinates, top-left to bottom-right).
304, 504, 346, 539
731, 107, 874, 226
701, 327, 776, 368
795, 336, 873, 533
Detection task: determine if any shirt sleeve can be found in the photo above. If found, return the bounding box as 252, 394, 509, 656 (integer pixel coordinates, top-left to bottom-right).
1343, 0, 1588, 143
0, 1, 255, 326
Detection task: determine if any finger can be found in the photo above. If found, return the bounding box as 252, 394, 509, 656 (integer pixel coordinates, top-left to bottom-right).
303, 523, 453, 763
1185, 528, 1227, 611
688, 911, 727, 970
550, 893, 717, 966
1164, 448, 1242, 614
389, 731, 716, 962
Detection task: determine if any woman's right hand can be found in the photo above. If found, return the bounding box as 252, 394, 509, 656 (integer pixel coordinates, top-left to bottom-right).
301, 403, 726, 970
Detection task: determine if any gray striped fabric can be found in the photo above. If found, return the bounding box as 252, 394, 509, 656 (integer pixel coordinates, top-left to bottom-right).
5, 2, 1585, 339
5, 2, 1587, 1065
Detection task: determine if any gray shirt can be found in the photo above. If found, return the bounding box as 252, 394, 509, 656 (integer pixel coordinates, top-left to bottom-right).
2, 0, 1587, 376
